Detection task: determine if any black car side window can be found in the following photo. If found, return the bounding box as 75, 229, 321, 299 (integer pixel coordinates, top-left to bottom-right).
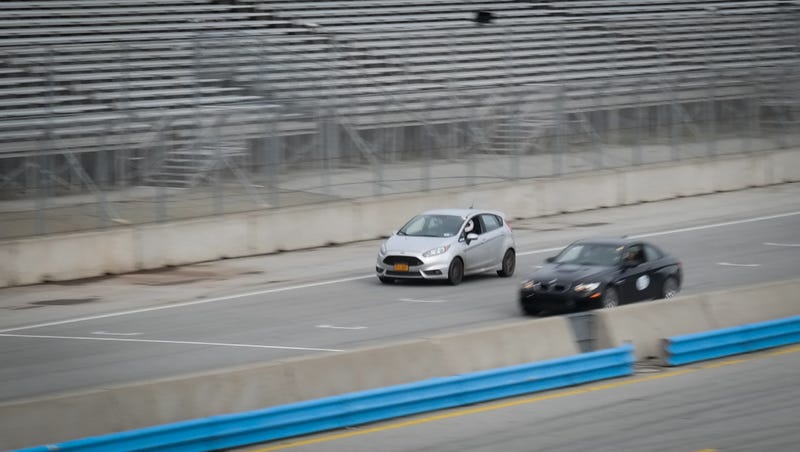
624, 245, 646, 264
644, 245, 663, 261
635, 246, 646, 263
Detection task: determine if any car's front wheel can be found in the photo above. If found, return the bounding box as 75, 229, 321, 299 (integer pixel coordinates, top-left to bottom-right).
378, 276, 394, 284
497, 249, 516, 277
660, 277, 679, 299
601, 286, 619, 309
447, 257, 464, 285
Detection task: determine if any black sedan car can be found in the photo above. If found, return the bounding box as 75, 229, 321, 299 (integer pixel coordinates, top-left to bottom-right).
519, 237, 682, 316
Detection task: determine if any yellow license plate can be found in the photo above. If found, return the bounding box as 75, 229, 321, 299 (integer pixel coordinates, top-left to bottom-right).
393, 263, 409, 272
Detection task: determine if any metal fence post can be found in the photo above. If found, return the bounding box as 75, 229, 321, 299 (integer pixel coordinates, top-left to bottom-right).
705, 7, 718, 158
553, 83, 565, 176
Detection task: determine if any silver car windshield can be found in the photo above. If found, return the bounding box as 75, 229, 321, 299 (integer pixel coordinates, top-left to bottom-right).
554, 243, 622, 267
398, 214, 464, 238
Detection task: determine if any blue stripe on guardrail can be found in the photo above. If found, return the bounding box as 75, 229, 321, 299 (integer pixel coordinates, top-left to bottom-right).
16, 344, 634, 452
663, 315, 800, 366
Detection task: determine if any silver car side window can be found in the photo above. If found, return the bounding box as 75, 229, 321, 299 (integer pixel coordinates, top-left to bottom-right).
481, 214, 501, 232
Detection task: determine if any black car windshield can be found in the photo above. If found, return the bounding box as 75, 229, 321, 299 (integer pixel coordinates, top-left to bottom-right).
398, 214, 464, 238
554, 243, 622, 267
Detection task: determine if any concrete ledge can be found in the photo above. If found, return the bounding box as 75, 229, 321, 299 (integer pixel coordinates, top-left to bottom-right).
0, 316, 577, 450
432, 317, 580, 374
703, 279, 800, 328
16, 345, 634, 452
1, 150, 799, 288
0, 228, 136, 286
594, 294, 716, 360
595, 278, 800, 361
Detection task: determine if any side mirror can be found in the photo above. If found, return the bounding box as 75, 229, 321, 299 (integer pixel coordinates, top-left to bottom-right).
465, 232, 479, 243
545, 256, 555, 263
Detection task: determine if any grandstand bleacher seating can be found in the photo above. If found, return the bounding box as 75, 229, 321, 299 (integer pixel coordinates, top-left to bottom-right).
0, 0, 798, 187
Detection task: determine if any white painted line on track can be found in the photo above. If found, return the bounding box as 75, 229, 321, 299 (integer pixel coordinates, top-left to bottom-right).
92, 331, 142, 336
717, 262, 761, 267
0, 333, 344, 352
518, 247, 563, 257
399, 298, 447, 303
764, 242, 800, 247
2, 210, 798, 334
630, 211, 800, 239
518, 210, 800, 257
0, 275, 373, 334
316, 325, 367, 330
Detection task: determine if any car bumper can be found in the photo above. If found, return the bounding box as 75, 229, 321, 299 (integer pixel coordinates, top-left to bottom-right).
519, 289, 601, 313
376, 253, 452, 280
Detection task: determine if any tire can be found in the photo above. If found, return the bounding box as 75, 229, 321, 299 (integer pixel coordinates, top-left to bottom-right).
447, 257, 464, 286
497, 249, 516, 277
601, 286, 619, 309
378, 276, 395, 284
660, 277, 679, 299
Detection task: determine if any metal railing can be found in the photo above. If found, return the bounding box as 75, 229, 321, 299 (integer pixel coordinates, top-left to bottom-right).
1, 12, 799, 240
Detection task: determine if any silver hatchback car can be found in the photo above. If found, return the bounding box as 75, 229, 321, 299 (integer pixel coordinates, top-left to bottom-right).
376, 208, 516, 285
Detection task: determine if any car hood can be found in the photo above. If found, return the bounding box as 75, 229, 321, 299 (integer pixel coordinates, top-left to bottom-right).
383, 234, 456, 254
526, 263, 613, 283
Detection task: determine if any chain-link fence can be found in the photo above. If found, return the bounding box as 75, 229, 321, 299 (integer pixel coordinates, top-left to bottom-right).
1, 13, 799, 240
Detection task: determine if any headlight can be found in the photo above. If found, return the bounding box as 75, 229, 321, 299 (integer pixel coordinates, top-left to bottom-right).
379, 243, 387, 255
521, 279, 535, 290
422, 245, 450, 257
574, 282, 600, 292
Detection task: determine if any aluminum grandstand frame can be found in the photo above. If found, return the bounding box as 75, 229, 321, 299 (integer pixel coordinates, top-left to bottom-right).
1, 0, 799, 239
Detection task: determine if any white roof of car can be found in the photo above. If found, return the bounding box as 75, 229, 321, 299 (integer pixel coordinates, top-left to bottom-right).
420, 208, 505, 218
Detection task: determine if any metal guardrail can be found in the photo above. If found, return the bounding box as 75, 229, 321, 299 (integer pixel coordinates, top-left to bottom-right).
663, 315, 800, 366
16, 344, 634, 452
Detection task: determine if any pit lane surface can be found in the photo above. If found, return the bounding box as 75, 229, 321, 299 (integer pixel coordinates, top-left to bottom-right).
240, 346, 800, 452
1, 184, 799, 402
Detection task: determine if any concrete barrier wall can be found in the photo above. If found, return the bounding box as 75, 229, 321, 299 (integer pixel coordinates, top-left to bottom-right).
432, 318, 579, 374
2, 149, 799, 288
703, 279, 800, 328
0, 228, 137, 286
137, 217, 253, 268
595, 278, 800, 361
594, 294, 716, 360
772, 148, 800, 183
17, 346, 635, 452
0, 316, 577, 450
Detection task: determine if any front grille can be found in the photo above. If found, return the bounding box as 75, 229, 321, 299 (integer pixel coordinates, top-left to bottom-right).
536, 282, 570, 293
386, 270, 422, 277
383, 255, 423, 266
522, 294, 577, 312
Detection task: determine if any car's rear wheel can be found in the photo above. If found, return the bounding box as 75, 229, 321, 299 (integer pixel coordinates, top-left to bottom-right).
447, 257, 464, 285
601, 286, 619, 309
497, 249, 516, 277
660, 277, 679, 299
379, 276, 395, 284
